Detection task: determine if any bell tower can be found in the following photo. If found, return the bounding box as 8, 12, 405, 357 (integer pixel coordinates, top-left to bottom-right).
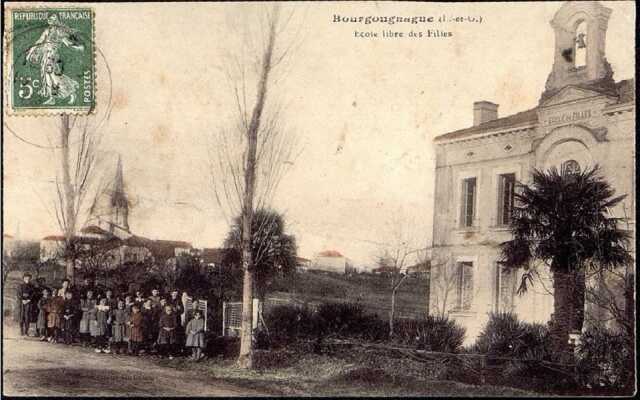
543, 1, 613, 95
110, 155, 130, 233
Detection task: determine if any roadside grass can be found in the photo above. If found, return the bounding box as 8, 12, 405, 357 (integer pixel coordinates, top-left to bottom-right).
153, 346, 535, 397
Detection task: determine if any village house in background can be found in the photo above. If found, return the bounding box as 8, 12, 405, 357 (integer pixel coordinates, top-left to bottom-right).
429, 1, 635, 344
295, 256, 312, 272
310, 250, 355, 274
39, 156, 193, 271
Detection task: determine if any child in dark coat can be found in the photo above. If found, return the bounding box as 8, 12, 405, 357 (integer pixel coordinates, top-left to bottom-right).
91, 298, 110, 353
36, 288, 50, 341
79, 290, 97, 346
141, 299, 155, 353
46, 289, 65, 343
61, 291, 78, 345
185, 310, 206, 361
111, 300, 128, 354
157, 305, 178, 359
127, 304, 144, 355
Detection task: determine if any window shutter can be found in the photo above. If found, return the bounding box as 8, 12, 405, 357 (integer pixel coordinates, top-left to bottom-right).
498, 266, 515, 313
460, 180, 466, 227
462, 263, 474, 310
460, 178, 476, 227
498, 174, 515, 226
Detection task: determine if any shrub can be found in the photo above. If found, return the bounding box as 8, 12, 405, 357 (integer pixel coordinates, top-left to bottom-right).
205, 334, 239, 358
577, 326, 634, 393
314, 302, 387, 341
394, 315, 466, 353
264, 304, 315, 346
473, 312, 551, 360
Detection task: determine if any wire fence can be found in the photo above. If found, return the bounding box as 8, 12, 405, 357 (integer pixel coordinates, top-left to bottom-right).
320, 338, 579, 384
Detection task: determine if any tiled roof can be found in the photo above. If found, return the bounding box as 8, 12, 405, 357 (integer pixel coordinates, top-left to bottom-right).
123, 235, 153, 247
435, 78, 634, 143
153, 239, 192, 248
80, 225, 112, 236
317, 250, 343, 258
434, 108, 538, 142
43, 235, 66, 241
147, 239, 192, 260
201, 247, 229, 265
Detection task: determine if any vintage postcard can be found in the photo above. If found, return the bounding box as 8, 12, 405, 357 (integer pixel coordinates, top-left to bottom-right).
2, 1, 636, 397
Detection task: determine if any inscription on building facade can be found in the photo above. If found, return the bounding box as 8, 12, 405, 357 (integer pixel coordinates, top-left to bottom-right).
545, 109, 592, 126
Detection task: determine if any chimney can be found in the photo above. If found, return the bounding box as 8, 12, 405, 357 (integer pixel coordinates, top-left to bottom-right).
473, 101, 499, 126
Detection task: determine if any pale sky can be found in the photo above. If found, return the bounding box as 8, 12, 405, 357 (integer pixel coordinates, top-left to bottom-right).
3, 1, 635, 266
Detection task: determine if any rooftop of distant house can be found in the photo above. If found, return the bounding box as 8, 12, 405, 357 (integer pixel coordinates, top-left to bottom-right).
200, 247, 229, 265
317, 250, 344, 258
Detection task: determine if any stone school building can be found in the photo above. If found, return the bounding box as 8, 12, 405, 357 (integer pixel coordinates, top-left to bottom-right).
429, 1, 635, 343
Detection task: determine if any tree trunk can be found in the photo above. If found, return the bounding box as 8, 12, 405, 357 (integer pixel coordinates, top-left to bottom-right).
236, 7, 279, 370
389, 274, 407, 338
61, 115, 76, 284
550, 269, 585, 358
237, 251, 254, 368
389, 286, 397, 338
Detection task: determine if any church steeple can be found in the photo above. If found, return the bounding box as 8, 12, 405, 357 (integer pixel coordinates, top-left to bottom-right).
110, 155, 129, 232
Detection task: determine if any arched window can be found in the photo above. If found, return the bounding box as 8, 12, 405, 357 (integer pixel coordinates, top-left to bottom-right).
562, 159, 580, 175
574, 21, 587, 68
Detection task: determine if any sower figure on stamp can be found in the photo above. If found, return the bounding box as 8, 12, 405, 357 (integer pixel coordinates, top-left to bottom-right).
16, 273, 36, 336
25, 14, 84, 105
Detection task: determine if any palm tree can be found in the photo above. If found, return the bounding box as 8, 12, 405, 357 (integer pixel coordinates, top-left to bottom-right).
500, 164, 631, 357
225, 209, 297, 302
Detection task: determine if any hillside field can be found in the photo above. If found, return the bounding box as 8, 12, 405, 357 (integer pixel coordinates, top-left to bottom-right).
268, 270, 430, 319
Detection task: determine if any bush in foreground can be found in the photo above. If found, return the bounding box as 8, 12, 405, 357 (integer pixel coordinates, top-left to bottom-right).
394, 315, 466, 353
472, 312, 551, 360
576, 326, 634, 393
263, 304, 315, 346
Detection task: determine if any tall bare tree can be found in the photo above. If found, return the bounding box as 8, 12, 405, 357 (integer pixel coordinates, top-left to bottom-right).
54, 114, 106, 284
375, 212, 428, 337
209, 4, 303, 369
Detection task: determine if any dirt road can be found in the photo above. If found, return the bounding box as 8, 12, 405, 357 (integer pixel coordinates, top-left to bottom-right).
2, 326, 267, 396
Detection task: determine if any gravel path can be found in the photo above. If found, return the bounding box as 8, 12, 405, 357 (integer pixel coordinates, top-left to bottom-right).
2, 325, 267, 397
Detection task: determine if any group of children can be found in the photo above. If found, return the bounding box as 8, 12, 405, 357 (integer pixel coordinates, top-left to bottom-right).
17, 273, 207, 361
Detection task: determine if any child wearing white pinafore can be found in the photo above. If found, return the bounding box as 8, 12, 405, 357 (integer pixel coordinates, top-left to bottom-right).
185, 310, 205, 360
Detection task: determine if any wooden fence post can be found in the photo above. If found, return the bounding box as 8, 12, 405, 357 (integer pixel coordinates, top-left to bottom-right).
222, 301, 226, 337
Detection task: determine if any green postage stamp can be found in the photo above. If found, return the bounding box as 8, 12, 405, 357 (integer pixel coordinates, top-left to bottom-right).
5, 8, 95, 115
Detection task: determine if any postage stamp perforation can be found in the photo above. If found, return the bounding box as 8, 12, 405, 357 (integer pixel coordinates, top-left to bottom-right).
3, 6, 97, 116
